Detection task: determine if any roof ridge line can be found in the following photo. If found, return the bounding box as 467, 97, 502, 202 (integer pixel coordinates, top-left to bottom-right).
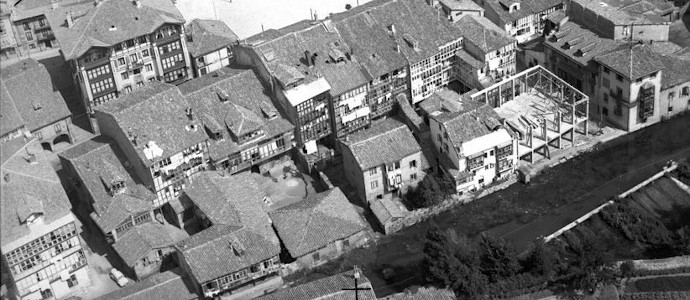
294, 200, 319, 253
0, 80, 26, 129
2, 166, 60, 184
67, 0, 103, 59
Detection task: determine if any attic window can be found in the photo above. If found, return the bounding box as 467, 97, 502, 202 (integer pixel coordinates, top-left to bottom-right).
108, 180, 126, 196
229, 239, 246, 257
402, 34, 418, 50
509, 3, 520, 12
328, 48, 346, 63
217, 90, 230, 102
109, 25, 117, 31
32, 102, 42, 110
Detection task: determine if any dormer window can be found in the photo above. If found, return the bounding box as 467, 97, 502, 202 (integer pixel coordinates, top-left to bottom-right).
509, 3, 520, 12
217, 90, 229, 102
108, 180, 126, 196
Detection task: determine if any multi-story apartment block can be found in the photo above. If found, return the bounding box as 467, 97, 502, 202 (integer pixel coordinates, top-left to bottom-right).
1, 59, 73, 152
59, 137, 156, 243
362, 0, 465, 105
543, 21, 619, 97
332, 7, 409, 120
0, 0, 18, 58
1, 143, 91, 300
435, 0, 485, 22
454, 14, 517, 91
185, 19, 238, 77
235, 22, 333, 153
566, 0, 674, 42
50, 0, 191, 112
179, 67, 294, 174
479, 0, 564, 43
594, 44, 664, 132
429, 102, 517, 194
341, 118, 424, 204
94, 82, 208, 207
8, 0, 61, 57
179, 172, 282, 299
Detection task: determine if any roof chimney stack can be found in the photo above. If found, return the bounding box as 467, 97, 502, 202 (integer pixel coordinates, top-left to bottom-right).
94, 0, 101, 7
134, 0, 142, 8
305, 50, 312, 67
51, 0, 59, 10
66, 11, 74, 28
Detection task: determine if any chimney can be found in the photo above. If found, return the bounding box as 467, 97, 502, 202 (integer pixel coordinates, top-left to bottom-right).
94, 0, 100, 6
186, 107, 194, 121
3, 173, 9, 183
304, 50, 311, 67
389, 24, 396, 35
395, 44, 400, 53
134, 0, 142, 8
66, 11, 74, 28
27, 153, 37, 164
51, 0, 59, 10
311, 53, 317, 66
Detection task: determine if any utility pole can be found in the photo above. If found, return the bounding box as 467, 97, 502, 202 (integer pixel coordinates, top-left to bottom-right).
341, 265, 372, 300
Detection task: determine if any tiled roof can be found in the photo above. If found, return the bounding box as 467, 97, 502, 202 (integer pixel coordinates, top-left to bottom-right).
419, 88, 477, 115
177, 171, 279, 283
456, 49, 485, 69
342, 118, 421, 170
95, 269, 198, 300
11, 0, 87, 21
268, 187, 366, 258
113, 223, 188, 266
352, 0, 464, 65
1, 142, 72, 247
178, 67, 293, 162
0, 81, 24, 136
371, 197, 405, 225
569, 0, 671, 25
0, 136, 29, 165
658, 54, 690, 90
186, 19, 238, 58
595, 43, 663, 80
396, 94, 425, 133
382, 287, 456, 300
176, 224, 280, 283
50, 0, 185, 60
95, 82, 207, 167
544, 21, 620, 67
440, 0, 484, 11
432, 103, 502, 151
485, 0, 563, 24
455, 14, 515, 54
256, 270, 376, 300
332, 1, 408, 79
0, 59, 71, 133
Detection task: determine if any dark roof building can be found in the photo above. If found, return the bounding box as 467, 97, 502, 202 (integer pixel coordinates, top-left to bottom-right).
341, 118, 422, 170
95, 269, 198, 300
658, 54, 690, 90
51, 0, 185, 60
178, 67, 293, 168
595, 43, 663, 80
256, 270, 376, 300
544, 21, 620, 67
268, 187, 366, 258
185, 19, 238, 58
58, 137, 156, 235
431, 103, 502, 151
0, 59, 71, 134
95, 82, 207, 167
113, 222, 188, 267
177, 171, 281, 295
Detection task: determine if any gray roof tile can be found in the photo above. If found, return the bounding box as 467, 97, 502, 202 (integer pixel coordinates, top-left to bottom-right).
256, 270, 376, 300
186, 19, 238, 58
485, 0, 563, 24
342, 118, 421, 170
595, 43, 663, 80
544, 21, 620, 67
95, 269, 198, 300
113, 222, 188, 266
268, 187, 366, 258
0, 59, 71, 133
431, 103, 502, 150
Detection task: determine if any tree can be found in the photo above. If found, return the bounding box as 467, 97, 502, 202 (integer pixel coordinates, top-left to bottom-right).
422, 224, 459, 287
345, 3, 352, 10
524, 240, 559, 280
479, 234, 520, 282
561, 234, 617, 294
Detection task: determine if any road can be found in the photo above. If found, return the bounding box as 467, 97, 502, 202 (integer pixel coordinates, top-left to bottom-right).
298, 114, 690, 297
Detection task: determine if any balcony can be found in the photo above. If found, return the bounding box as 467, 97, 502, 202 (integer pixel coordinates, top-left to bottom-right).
36, 30, 54, 41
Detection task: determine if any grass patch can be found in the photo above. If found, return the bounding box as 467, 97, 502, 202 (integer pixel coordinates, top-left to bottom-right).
627, 275, 690, 293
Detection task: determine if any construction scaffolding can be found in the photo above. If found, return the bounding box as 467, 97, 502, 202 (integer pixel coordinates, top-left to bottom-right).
470, 66, 589, 163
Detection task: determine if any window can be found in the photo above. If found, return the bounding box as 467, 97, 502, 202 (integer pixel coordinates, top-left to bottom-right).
133, 68, 141, 74
29, 43, 36, 49
54, 123, 61, 133
161, 53, 184, 69
603, 107, 609, 116
121, 72, 129, 80
38, 19, 46, 27
394, 161, 400, 169
130, 53, 137, 62
86, 64, 111, 80
115, 44, 123, 51
142, 49, 149, 57
145, 64, 153, 72
124, 85, 132, 93
312, 252, 320, 261
90, 78, 114, 94
67, 274, 78, 288
682, 87, 689, 96
489, 150, 494, 156
370, 180, 378, 189
343, 239, 350, 247
93, 92, 116, 105
603, 67, 610, 74
23, 22, 30, 30
410, 160, 417, 168
138, 36, 147, 44
411, 173, 417, 180
125, 39, 135, 48
602, 77, 610, 88
668, 91, 675, 100
616, 87, 623, 97
369, 168, 377, 176
40, 289, 53, 299
603, 93, 609, 103
25, 32, 33, 41
616, 74, 623, 81
136, 81, 144, 87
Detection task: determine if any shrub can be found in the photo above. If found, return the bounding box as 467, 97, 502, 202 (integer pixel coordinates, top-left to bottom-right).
600, 203, 675, 246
